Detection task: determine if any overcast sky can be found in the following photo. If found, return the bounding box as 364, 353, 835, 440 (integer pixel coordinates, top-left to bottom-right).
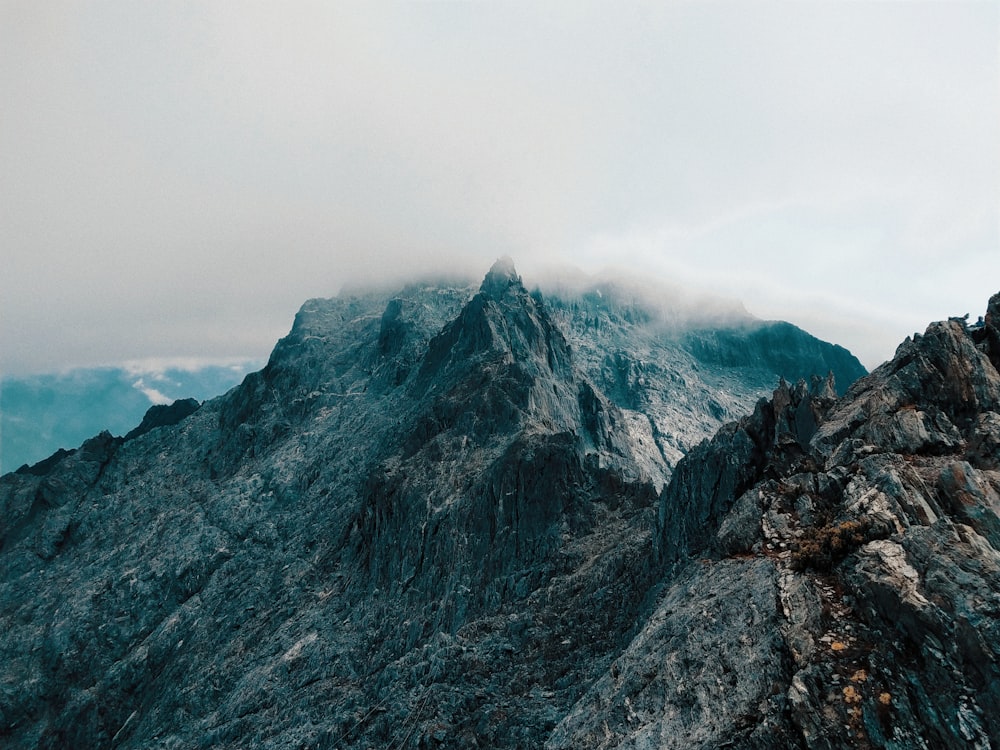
2, 1, 997, 375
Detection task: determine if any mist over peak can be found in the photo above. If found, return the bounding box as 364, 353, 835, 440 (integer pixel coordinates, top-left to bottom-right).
530, 263, 754, 332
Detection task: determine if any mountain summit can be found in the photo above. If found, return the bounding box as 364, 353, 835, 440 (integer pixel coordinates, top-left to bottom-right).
5, 261, 983, 750
479, 255, 521, 298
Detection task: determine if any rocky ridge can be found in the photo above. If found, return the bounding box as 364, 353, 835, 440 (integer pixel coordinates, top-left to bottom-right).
551, 292, 1000, 748
541, 274, 864, 486
4, 259, 983, 750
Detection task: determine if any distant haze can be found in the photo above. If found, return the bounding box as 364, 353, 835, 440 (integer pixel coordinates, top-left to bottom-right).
1, 2, 997, 375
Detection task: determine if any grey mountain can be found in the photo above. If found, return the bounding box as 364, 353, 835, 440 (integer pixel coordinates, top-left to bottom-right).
9, 260, 989, 750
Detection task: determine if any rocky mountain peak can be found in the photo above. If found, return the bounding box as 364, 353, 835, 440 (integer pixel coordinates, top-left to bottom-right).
414, 257, 574, 406
479, 255, 521, 299
812, 301, 1000, 461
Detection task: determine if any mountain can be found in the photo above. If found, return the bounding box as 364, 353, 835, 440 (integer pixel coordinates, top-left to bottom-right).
9, 259, 972, 750
0, 363, 260, 474
538, 272, 865, 485
555, 294, 1000, 747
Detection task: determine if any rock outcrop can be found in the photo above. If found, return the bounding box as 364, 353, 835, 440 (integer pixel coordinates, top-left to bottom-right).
124, 398, 201, 442
552, 292, 1000, 748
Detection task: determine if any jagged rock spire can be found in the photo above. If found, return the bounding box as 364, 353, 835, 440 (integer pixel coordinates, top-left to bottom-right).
480, 255, 522, 299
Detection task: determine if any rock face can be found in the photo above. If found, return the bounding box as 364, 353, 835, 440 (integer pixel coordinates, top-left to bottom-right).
12, 256, 967, 750
552, 292, 1000, 749
124, 399, 202, 441
683, 321, 865, 396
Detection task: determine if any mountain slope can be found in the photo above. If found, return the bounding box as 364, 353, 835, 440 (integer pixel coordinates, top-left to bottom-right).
0, 260, 880, 749
551, 293, 1000, 748
682, 319, 864, 393
541, 273, 866, 483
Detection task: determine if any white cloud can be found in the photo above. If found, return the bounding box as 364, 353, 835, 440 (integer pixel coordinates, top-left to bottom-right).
123, 357, 261, 379
131, 378, 171, 406
0, 2, 996, 375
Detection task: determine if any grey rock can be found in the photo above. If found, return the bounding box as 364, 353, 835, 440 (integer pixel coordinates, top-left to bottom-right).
588, 289, 1000, 749
124, 398, 201, 441
968, 411, 1000, 469
547, 558, 796, 749
936, 460, 1000, 547
716, 487, 764, 555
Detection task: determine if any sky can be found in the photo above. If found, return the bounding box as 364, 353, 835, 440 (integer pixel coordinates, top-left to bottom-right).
1, 1, 997, 375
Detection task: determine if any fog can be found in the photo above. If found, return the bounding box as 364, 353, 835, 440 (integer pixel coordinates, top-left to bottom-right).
2, 2, 997, 375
